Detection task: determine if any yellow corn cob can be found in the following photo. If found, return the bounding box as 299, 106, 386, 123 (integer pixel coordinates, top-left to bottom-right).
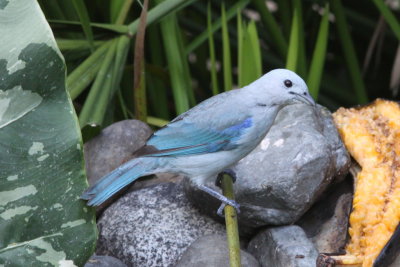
332, 99, 400, 267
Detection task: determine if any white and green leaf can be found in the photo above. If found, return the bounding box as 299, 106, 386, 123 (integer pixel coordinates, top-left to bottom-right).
0, 0, 97, 266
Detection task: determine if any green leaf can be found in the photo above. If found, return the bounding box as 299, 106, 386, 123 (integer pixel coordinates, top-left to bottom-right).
371, 0, 400, 41
127, 0, 196, 36
113, 0, 134, 25
286, 0, 300, 72
67, 40, 113, 100
186, 0, 249, 54
0, 1, 97, 266
71, 0, 95, 52
158, 9, 192, 114
251, 0, 288, 58
238, 19, 262, 87
147, 25, 170, 119
207, 2, 219, 95
307, 3, 330, 99
221, 3, 232, 92
331, 0, 368, 103
56, 39, 106, 51
286, 0, 306, 76
48, 19, 129, 34
79, 39, 118, 128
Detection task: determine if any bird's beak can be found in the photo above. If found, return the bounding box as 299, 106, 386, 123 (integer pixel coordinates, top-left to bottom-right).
291, 92, 316, 107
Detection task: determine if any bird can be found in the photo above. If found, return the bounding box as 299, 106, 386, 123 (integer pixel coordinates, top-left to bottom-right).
81, 69, 315, 213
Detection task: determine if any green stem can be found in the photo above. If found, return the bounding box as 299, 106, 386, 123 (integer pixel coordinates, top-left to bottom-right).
221, 174, 241, 267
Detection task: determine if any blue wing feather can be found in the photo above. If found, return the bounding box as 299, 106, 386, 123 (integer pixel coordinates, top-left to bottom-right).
142, 117, 252, 157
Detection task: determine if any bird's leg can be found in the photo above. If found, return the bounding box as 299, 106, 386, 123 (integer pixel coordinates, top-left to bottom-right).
198, 169, 240, 217
198, 185, 240, 217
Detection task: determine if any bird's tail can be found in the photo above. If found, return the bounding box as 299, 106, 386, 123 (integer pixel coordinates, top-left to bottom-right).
81, 157, 157, 206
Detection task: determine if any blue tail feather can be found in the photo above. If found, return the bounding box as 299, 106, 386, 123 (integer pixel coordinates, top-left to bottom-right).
81, 158, 155, 206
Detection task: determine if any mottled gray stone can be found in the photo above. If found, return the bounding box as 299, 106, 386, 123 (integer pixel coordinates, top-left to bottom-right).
84, 255, 127, 267
96, 182, 225, 267
298, 178, 352, 254
248, 225, 319, 267
185, 104, 350, 228
84, 119, 152, 186
175, 235, 260, 267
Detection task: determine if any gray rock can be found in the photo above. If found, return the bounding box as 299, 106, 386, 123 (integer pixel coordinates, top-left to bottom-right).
84, 119, 152, 185
390, 253, 400, 267
297, 178, 353, 254
248, 225, 319, 267
185, 104, 350, 228
96, 182, 225, 267
85, 255, 127, 267
175, 235, 260, 267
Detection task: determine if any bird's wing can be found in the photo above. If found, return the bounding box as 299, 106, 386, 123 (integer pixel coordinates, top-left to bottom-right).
136, 116, 253, 157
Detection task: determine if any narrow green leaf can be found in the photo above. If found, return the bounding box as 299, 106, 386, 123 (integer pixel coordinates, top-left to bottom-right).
186, 0, 249, 54
237, 11, 244, 87
276, 0, 291, 37
112, 36, 130, 97
222, 3, 232, 91
38, 0, 66, 20
248, 21, 262, 78
72, 0, 95, 52
147, 25, 170, 119
110, 0, 125, 23
114, 0, 134, 25
127, 0, 196, 36
67, 40, 113, 99
0, 1, 96, 265
79, 39, 118, 128
252, 0, 288, 58
286, 1, 300, 72
295, 0, 307, 78
371, 0, 400, 41
208, 2, 219, 95
331, 0, 368, 103
159, 12, 190, 114
238, 20, 262, 87
307, 3, 330, 99
56, 39, 105, 51
175, 16, 196, 107
48, 19, 129, 34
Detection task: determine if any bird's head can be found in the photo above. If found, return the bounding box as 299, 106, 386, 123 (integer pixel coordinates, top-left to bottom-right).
253, 69, 315, 107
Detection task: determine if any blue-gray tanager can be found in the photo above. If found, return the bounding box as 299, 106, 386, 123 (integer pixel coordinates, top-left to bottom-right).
81, 69, 315, 211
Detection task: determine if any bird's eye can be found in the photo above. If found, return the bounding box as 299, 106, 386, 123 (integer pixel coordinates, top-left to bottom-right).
284, 79, 293, 88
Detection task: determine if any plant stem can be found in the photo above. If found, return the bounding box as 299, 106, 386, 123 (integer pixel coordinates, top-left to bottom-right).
221, 174, 241, 267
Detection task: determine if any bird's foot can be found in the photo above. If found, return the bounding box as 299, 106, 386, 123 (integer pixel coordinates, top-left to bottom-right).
198, 184, 240, 217
217, 200, 241, 217
215, 168, 237, 187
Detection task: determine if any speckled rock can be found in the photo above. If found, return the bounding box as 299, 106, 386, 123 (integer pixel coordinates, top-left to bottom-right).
185, 104, 350, 228
96, 182, 225, 267
248, 225, 319, 267
298, 178, 353, 254
84, 255, 127, 267
84, 119, 152, 186
175, 235, 260, 267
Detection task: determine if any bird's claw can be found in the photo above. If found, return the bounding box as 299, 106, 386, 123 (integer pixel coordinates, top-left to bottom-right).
217, 199, 241, 217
